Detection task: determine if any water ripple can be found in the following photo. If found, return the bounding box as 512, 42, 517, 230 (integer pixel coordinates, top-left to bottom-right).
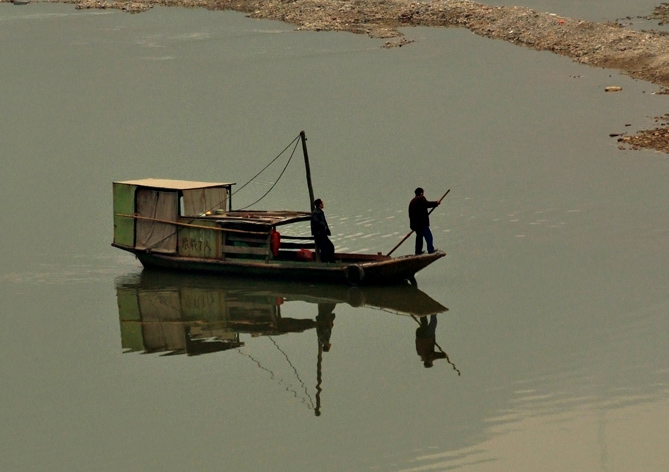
399, 446, 496, 471
1, 255, 138, 286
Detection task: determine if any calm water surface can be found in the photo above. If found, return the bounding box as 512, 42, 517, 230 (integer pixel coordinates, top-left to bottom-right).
1, 2, 668, 471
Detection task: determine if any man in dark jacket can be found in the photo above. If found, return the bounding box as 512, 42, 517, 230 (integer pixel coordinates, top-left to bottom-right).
311, 198, 336, 262
408, 187, 439, 255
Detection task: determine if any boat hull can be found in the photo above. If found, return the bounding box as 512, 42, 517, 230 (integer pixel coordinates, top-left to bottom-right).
115, 245, 445, 285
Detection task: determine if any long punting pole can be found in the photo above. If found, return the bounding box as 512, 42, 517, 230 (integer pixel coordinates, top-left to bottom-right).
385, 188, 450, 257
300, 131, 316, 212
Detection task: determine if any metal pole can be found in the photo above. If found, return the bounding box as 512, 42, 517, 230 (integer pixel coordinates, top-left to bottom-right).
300, 130, 316, 212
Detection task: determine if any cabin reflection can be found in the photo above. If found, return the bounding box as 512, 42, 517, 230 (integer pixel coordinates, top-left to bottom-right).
116, 270, 448, 357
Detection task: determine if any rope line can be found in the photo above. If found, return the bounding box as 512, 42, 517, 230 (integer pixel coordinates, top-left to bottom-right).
269, 336, 315, 409
139, 133, 302, 250
236, 348, 312, 408
236, 137, 300, 210
232, 133, 301, 198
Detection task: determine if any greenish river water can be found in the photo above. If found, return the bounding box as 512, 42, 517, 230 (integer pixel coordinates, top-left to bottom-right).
1, 2, 667, 471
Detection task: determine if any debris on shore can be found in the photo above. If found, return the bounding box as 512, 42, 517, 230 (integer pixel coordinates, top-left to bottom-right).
616, 114, 669, 154
74, 0, 152, 12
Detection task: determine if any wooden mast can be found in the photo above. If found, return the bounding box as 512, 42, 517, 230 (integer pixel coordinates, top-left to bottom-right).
300, 130, 316, 212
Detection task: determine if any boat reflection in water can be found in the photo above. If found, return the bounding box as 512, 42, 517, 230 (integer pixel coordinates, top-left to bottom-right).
115, 270, 455, 414
116, 270, 450, 355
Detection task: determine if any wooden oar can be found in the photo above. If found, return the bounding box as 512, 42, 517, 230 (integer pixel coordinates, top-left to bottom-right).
386, 188, 450, 257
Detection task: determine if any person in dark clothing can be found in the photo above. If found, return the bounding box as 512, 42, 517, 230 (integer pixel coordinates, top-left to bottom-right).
408, 187, 440, 255
415, 315, 447, 368
311, 198, 336, 263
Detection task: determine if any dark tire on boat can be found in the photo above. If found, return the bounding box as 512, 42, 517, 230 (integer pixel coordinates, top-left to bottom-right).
345, 265, 365, 286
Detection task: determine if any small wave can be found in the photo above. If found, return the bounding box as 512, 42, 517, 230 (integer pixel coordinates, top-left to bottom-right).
398, 446, 495, 472
1, 256, 139, 286
171, 32, 211, 41
143, 56, 176, 61
0, 10, 113, 22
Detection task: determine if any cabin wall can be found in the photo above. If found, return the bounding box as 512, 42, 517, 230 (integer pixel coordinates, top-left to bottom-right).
182, 187, 228, 216
177, 219, 221, 259
135, 189, 178, 253
113, 183, 137, 247
176, 220, 275, 261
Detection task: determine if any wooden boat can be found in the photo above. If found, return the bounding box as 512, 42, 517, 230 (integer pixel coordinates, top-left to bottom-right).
112, 131, 445, 285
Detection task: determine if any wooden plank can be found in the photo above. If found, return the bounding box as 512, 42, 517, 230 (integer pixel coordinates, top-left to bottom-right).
336, 253, 390, 262
279, 242, 316, 250
227, 234, 269, 244
279, 235, 315, 240
222, 245, 270, 256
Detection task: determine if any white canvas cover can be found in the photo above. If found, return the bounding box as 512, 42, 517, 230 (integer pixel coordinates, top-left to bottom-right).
115, 178, 233, 190
182, 187, 228, 216
135, 189, 178, 253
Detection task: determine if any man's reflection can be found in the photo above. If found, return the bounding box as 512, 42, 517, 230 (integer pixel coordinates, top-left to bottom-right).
415, 315, 447, 368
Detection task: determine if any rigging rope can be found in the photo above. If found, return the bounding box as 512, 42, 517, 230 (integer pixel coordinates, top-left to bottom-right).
268, 336, 315, 409
231, 133, 301, 199
236, 348, 313, 408
235, 339, 315, 411
141, 133, 302, 250
235, 137, 300, 210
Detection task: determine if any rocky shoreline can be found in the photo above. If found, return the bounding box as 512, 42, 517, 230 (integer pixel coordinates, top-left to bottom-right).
8, 0, 669, 154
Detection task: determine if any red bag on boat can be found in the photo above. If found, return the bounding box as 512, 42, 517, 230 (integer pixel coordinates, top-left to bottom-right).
270, 230, 281, 257
296, 249, 314, 261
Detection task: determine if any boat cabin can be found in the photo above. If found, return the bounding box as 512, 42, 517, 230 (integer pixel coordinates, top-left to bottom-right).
112, 178, 313, 262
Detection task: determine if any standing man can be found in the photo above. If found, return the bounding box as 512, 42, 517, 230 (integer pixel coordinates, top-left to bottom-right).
409, 187, 440, 255
311, 198, 336, 262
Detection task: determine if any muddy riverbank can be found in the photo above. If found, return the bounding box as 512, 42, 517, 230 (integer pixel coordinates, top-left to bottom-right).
8, 0, 669, 153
